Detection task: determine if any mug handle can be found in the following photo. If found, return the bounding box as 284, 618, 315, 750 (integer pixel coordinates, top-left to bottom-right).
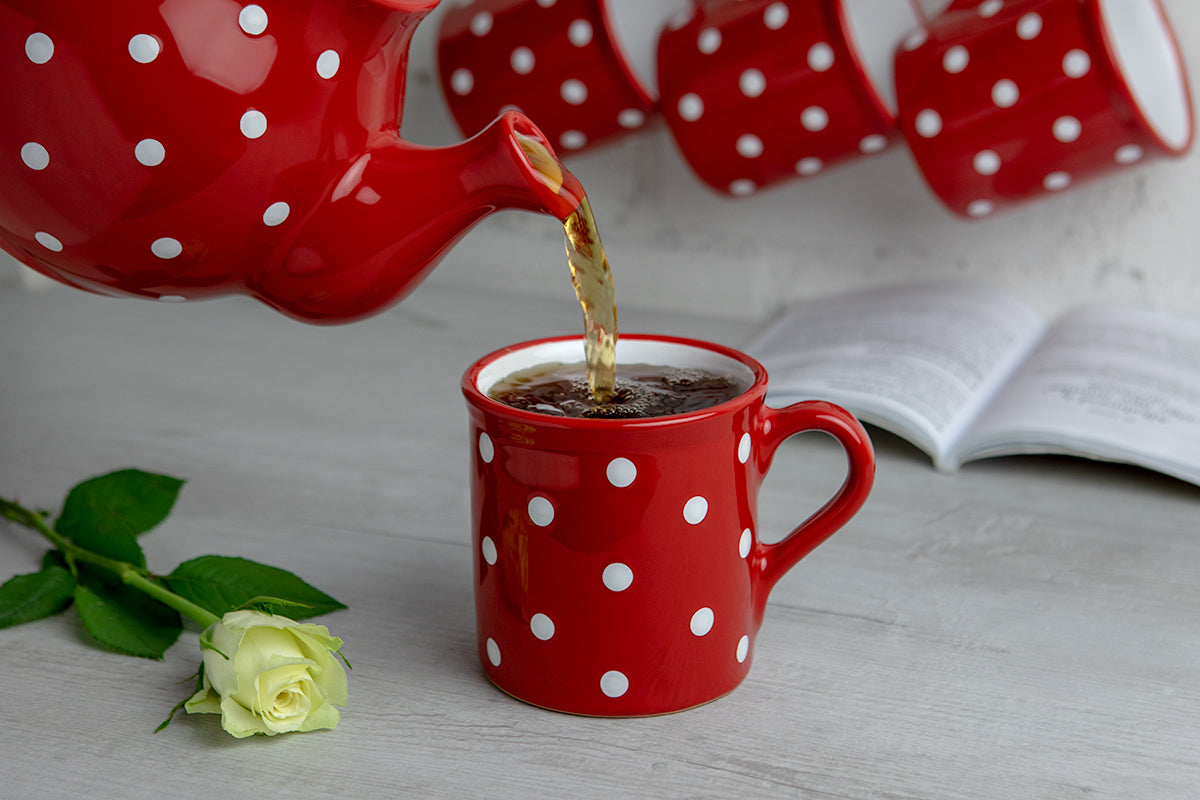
754, 401, 875, 592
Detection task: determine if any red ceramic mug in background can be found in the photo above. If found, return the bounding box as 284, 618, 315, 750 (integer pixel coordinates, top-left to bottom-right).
656, 0, 924, 197
895, 0, 1194, 218
437, 0, 660, 155
461, 334, 875, 716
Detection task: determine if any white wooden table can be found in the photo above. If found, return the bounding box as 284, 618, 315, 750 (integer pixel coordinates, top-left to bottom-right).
1, 280, 1197, 799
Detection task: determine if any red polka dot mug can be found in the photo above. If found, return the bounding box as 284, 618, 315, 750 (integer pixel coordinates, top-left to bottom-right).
462, 334, 875, 716
656, 0, 924, 197
0, 0, 584, 323
895, 0, 1194, 218
437, 0, 659, 155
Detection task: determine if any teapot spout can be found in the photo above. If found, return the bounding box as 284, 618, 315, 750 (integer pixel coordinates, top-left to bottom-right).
257, 112, 584, 323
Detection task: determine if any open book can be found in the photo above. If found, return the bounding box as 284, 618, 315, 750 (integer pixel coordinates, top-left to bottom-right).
743, 282, 1200, 487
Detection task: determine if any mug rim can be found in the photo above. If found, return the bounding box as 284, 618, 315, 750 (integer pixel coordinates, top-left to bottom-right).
461, 333, 768, 428
1089, 0, 1194, 154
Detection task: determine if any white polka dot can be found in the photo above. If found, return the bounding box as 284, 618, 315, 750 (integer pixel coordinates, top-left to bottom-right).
967, 199, 995, 217
135, 139, 165, 167
796, 157, 823, 176
530, 613, 555, 640
451, 68, 474, 95
1115, 144, 1144, 164
568, 19, 593, 47
35, 232, 62, 252
1063, 49, 1091, 78
1044, 171, 1071, 191
262, 201, 290, 226
738, 432, 751, 463
511, 46, 535, 74
979, 0, 1003, 18
736, 134, 763, 158
992, 79, 1019, 108
697, 28, 721, 54
860, 134, 888, 154
559, 130, 587, 150
158, 295, 187, 303
943, 45, 969, 73
21, 142, 49, 171
764, 3, 788, 29
617, 108, 646, 129
239, 5, 268, 36
561, 79, 587, 105
25, 33, 53, 64
536, 0, 556, 6
316, 49, 340, 79
808, 42, 834, 72
478, 432, 494, 463
128, 34, 161, 64
470, 11, 493, 36
152, 237, 183, 259
600, 670, 628, 698
973, 149, 1001, 175
486, 637, 501, 666
690, 607, 715, 636
678, 93, 704, 121
607, 457, 636, 487
528, 496, 554, 526
1053, 115, 1081, 142
903, 29, 928, 51
240, 109, 268, 139
1016, 12, 1042, 40
801, 106, 828, 132
481, 536, 498, 565
914, 109, 942, 137
736, 635, 750, 663
602, 562, 634, 592
739, 528, 752, 558
739, 69, 766, 98
683, 496, 708, 524
729, 179, 757, 196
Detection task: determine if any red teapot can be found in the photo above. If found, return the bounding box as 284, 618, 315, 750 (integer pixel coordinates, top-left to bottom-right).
0, 0, 584, 323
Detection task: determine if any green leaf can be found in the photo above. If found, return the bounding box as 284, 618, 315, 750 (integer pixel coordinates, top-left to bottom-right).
0, 565, 76, 629
73, 580, 183, 660
234, 595, 315, 614
55, 469, 185, 568
42, 549, 68, 571
164, 556, 346, 620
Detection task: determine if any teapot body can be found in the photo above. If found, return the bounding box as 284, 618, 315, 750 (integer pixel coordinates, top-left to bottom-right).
0, 0, 576, 322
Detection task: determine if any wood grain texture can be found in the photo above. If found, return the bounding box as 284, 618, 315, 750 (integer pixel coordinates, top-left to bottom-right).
1, 283, 1197, 799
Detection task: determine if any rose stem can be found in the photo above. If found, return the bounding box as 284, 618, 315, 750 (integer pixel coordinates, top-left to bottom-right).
0, 498, 221, 628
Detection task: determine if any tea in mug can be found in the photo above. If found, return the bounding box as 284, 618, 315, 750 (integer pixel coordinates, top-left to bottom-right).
489, 362, 742, 419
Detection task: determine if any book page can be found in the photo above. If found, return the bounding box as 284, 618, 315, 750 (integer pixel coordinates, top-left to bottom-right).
743, 283, 1045, 462
955, 304, 1200, 485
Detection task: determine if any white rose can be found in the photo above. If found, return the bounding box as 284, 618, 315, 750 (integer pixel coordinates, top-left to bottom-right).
185, 609, 348, 737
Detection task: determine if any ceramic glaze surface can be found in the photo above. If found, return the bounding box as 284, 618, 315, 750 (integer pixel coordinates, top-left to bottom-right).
0, 0, 579, 322
437, 0, 656, 155
462, 335, 875, 716
656, 0, 919, 197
